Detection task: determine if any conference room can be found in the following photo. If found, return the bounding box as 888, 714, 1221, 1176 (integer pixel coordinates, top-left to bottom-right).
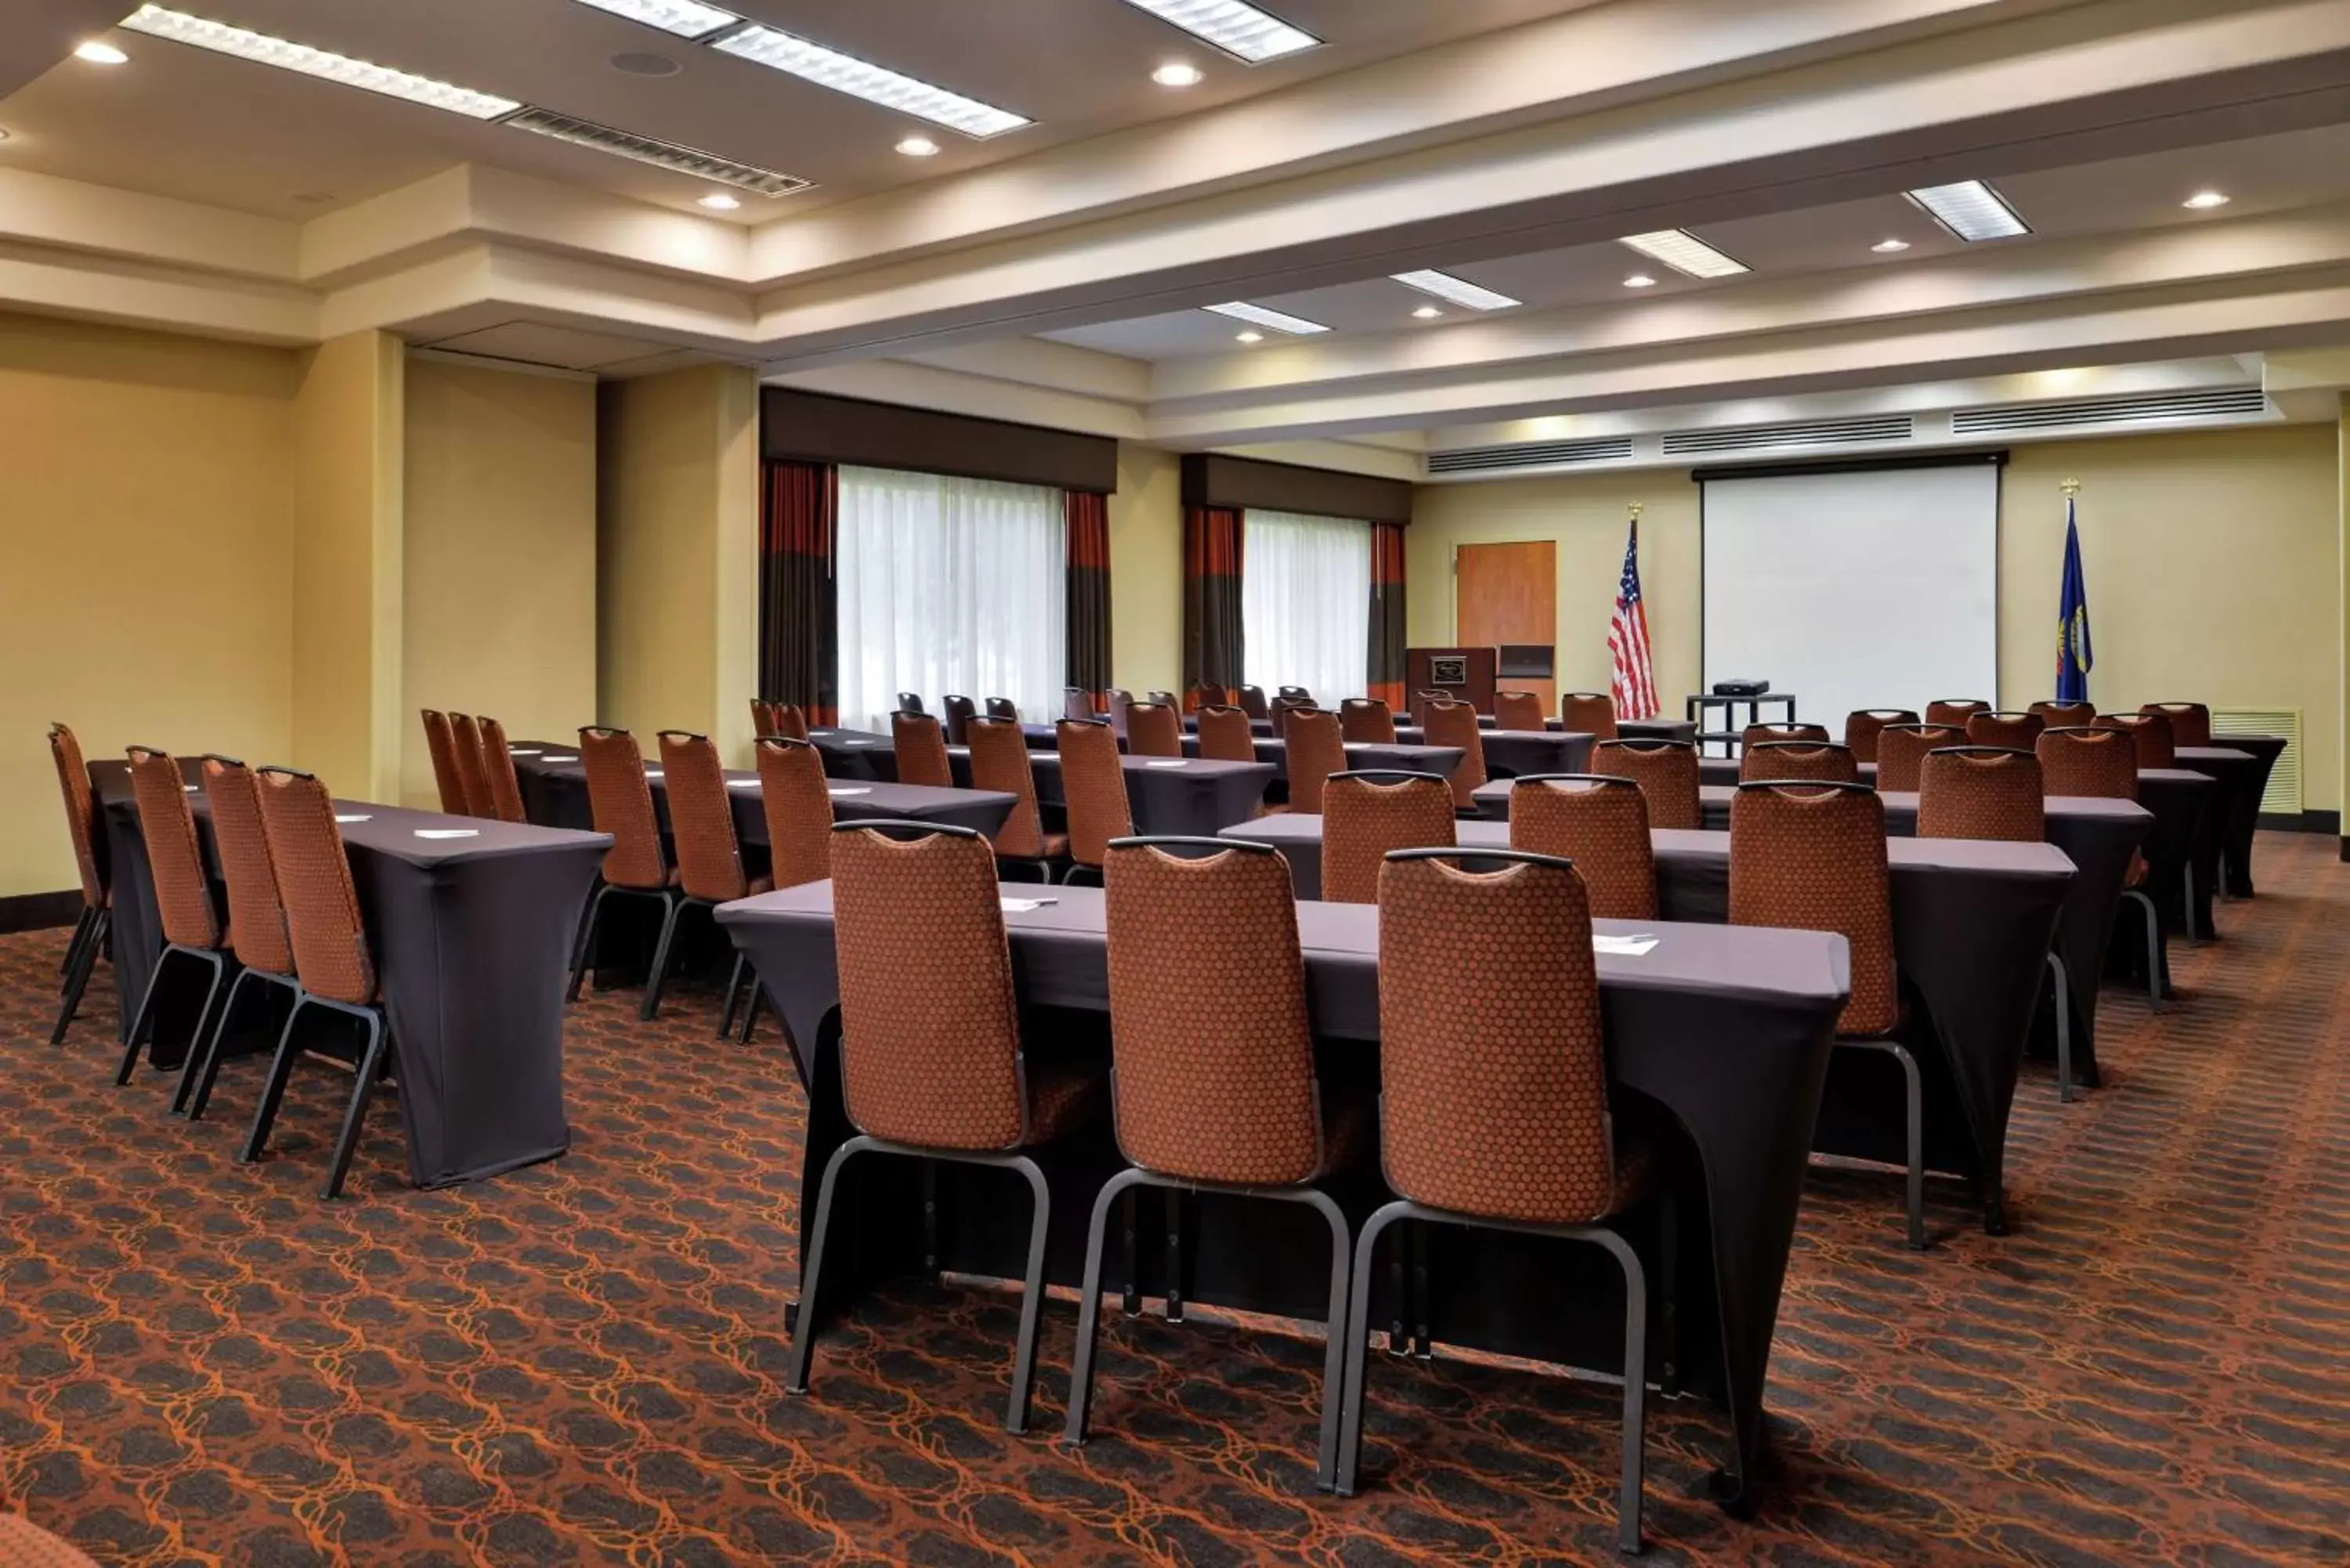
4, 2, 2347, 1563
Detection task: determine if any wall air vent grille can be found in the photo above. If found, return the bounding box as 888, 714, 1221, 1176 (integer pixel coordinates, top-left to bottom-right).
501, 108, 812, 196
1426, 435, 1636, 475
1950, 387, 2269, 435
1659, 414, 1912, 456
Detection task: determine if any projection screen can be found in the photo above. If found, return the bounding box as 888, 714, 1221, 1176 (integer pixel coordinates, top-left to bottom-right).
1701, 461, 2001, 739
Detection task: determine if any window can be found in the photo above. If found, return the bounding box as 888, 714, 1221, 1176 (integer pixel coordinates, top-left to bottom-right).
836, 466, 1066, 731
1242, 509, 1371, 703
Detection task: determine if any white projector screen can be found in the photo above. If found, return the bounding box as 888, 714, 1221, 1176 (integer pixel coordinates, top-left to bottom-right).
1702, 462, 2000, 739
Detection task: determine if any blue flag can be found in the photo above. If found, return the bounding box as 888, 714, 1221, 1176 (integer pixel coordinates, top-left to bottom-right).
2055, 497, 2092, 703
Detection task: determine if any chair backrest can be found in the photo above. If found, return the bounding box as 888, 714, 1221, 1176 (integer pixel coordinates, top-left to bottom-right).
255, 767, 377, 1006
830, 823, 1027, 1151
1729, 782, 1897, 1036
1185, 685, 1226, 714
1106, 688, 1135, 739
1270, 695, 1316, 739
200, 755, 294, 977
1741, 740, 1860, 785
892, 710, 954, 788
754, 699, 811, 742
1323, 771, 1456, 904
1842, 709, 1918, 764
2142, 702, 2211, 748
1559, 692, 1618, 741
1058, 719, 1133, 869
658, 731, 749, 903
127, 746, 221, 952
1104, 839, 1324, 1185
1918, 746, 2044, 842
1237, 685, 1271, 720
2037, 726, 2138, 800
419, 709, 469, 815
1278, 685, 1314, 706
942, 695, 978, 746
447, 713, 494, 818
47, 722, 106, 911
965, 717, 1050, 859
1283, 710, 1347, 815
985, 696, 1021, 722
1924, 699, 1989, 727
1064, 686, 1096, 722
1339, 696, 1397, 744
1589, 739, 1701, 830
1418, 698, 1487, 804
478, 716, 528, 823
896, 691, 926, 716
754, 737, 833, 890
1965, 710, 2044, 750
1146, 690, 1179, 710
1875, 723, 1965, 793
1492, 691, 1546, 732
1125, 700, 1184, 758
1508, 775, 1657, 919
1193, 705, 1257, 764
577, 727, 668, 890
1377, 849, 1620, 1225
2095, 710, 2175, 769
2029, 699, 2097, 727
1742, 721, 1830, 748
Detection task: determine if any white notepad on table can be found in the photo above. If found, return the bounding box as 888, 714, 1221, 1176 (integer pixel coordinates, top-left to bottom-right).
1593, 934, 1659, 957
414, 829, 479, 840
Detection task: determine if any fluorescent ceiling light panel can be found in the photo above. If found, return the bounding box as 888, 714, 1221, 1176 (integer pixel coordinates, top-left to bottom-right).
1203, 302, 1329, 334
1391, 269, 1520, 311
1117, 0, 1318, 62
1904, 180, 2030, 240
566, 0, 741, 38
1617, 229, 1748, 279
503, 107, 811, 195
712, 25, 1029, 137
118, 5, 520, 117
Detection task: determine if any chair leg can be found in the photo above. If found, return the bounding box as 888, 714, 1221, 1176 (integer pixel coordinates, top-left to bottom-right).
240, 996, 310, 1164
1893, 1043, 1925, 1251
177, 966, 255, 1115
2183, 864, 2200, 945
58, 907, 93, 985
639, 896, 685, 1021
1064, 1169, 1146, 1447
2047, 952, 2074, 1103
567, 884, 612, 1002
190, 974, 284, 1124
1121, 1188, 1141, 1315
1595, 1230, 1650, 1556
1300, 1188, 1354, 1492
737, 985, 764, 1045
784, 1135, 868, 1396
1003, 1154, 1054, 1435
2124, 891, 2164, 1011
1658, 1194, 1681, 1398
718, 951, 749, 1039
52, 909, 108, 1046
1163, 1187, 1185, 1324
1336, 1200, 1412, 1496
114, 946, 185, 1086
321, 1011, 389, 1201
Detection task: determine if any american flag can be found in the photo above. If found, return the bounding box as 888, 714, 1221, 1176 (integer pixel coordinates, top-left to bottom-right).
1608, 519, 1660, 719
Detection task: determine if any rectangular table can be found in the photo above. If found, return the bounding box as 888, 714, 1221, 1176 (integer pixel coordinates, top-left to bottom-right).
1224, 814, 2073, 1234
718, 880, 1850, 1516
808, 729, 1278, 836
508, 744, 1015, 842
2171, 746, 2259, 927
2196, 734, 2287, 895
92, 763, 608, 1188
1395, 726, 1594, 778
1180, 735, 1464, 786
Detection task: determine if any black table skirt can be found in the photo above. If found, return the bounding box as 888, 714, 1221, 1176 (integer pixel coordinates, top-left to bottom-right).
2172, 747, 2262, 919
508, 746, 1014, 843
719, 882, 1849, 1513
92, 764, 608, 1188
1225, 814, 2072, 1219
1179, 735, 1463, 786
2196, 735, 2285, 896
1397, 727, 1595, 779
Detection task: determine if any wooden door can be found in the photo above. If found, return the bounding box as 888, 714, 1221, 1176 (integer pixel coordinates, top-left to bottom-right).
1455, 541, 1557, 714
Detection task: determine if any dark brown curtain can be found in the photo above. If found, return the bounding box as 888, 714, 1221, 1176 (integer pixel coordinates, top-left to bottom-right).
1368, 521, 1407, 711
757, 460, 839, 726
1182, 506, 1246, 700
1065, 490, 1112, 710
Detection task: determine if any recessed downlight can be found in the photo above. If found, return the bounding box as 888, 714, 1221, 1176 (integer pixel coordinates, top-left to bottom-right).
75, 40, 129, 64
609, 51, 683, 78
1152, 62, 1204, 86
1872, 237, 1911, 253
895, 134, 940, 157
1235, 330, 1264, 343
1622, 273, 1658, 289
698, 192, 740, 210
2182, 190, 2230, 210
1412, 305, 1442, 320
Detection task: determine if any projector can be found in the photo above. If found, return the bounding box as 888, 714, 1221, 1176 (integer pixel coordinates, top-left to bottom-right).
1712, 679, 1772, 696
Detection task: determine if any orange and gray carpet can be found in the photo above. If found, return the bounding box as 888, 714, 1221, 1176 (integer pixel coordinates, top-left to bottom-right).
3, 833, 2348, 1566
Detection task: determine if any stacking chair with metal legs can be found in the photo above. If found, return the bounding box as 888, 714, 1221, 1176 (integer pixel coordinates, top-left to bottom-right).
1966, 711, 2045, 750
479, 717, 529, 823
892, 710, 954, 788
1123, 700, 1184, 758
1842, 709, 1917, 764
1321, 772, 1456, 904
1418, 697, 1487, 807
1590, 739, 1701, 831
732, 736, 835, 1043
1925, 699, 1990, 728
179, 756, 304, 1121
1339, 697, 1397, 745
1741, 741, 1861, 785
966, 717, 1065, 883
1874, 724, 1966, 793
1560, 692, 1619, 741
47, 723, 112, 1046
653, 730, 772, 1027
1508, 775, 1658, 919
420, 709, 470, 815
117, 746, 235, 1093
1056, 719, 1132, 887
2096, 711, 2193, 935
942, 695, 978, 746
2041, 726, 2167, 1011
2029, 699, 2096, 727
1492, 691, 1546, 732
569, 727, 677, 1006
447, 713, 496, 818
1192, 705, 1257, 764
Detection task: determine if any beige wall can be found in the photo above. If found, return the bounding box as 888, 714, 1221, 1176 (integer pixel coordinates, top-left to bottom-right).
1108, 442, 1182, 697
0, 311, 300, 898
402, 355, 598, 806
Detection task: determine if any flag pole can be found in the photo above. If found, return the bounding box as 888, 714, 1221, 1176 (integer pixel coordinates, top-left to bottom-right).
2062, 477, 2081, 498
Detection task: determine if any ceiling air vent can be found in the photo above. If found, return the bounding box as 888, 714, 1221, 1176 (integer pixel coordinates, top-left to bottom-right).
501, 108, 812, 197
1427, 435, 1637, 475
1950, 386, 2269, 435
1660, 414, 1912, 456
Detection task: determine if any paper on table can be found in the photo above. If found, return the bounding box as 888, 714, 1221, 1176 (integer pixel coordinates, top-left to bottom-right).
414, 829, 480, 840
508, 749, 544, 757
1000, 897, 1060, 912
1144, 760, 1190, 768
828, 786, 873, 797
726, 779, 760, 789
846, 739, 880, 747
644, 769, 665, 779
334, 815, 372, 824
542, 755, 577, 764
1593, 934, 1659, 957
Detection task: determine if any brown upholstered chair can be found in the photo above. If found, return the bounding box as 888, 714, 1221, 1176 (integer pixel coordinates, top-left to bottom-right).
1058, 719, 1132, 883
1236, 685, 1271, 721
2142, 703, 2212, 748
1068, 837, 1362, 1484
1105, 688, 1135, 740
1741, 741, 1860, 785
240, 767, 392, 1201
1194, 705, 1258, 764
179, 756, 304, 1122
1339, 697, 1397, 745
1146, 690, 1179, 710
1064, 687, 1096, 722
1742, 721, 1830, 748
1321, 772, 1455, 904
1508, 775, 1657, 919
1270, 695, 1317, 740
785, 822, 1099, 1433
1874, 724, 1965, 793
1560, 692, 1619, 741
656, 730, 772, 1029
1185, 685, 1226, 713
1492, 691, 1546, 732
1418, 697, 1487, 807
895, 691, 926, 717
447, 713, 495, 818
754, 699, 811, 742
1965, 711, 2044, 750
730, 735, 838, 1043
1339, 848, 1654, 1552
985, 697, 1020, 723
116, 746, 233, 1095
1278, 685, 1314, 707
1125, 701, 1184, 758
1729, 781, 1925, 1247
48, 723, 112, 1046
2095, 710, 2176, 770
568, 726, 674, 1006
1282, 710, 1347, 816
967, 717, 1065, 881
421, 709, 469, 815
1924, 699, 1990, 727
0, 1511, 102, 1566
892, 711, 954, 788
478, 717, 528, 823
942, 695, 978, 746
1591, 739, 1701, 831
1843, 709, 1918, 764
2029, 699, 2096, 727
2041, 727, 2164, 1013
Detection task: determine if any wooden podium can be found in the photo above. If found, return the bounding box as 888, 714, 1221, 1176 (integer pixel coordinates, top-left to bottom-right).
1405, 646, 1498, 722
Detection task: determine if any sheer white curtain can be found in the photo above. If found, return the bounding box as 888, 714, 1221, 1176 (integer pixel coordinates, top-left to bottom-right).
837, 466, 1066, 732
1242, 509, 1372, 703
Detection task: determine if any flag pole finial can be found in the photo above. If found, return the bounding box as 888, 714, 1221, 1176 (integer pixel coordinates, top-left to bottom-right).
1629, 500, 1643, 520
2060, 477, 2082, 497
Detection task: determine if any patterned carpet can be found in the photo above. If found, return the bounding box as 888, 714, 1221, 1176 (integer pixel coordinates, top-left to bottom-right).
2, 832, 2348, 1566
